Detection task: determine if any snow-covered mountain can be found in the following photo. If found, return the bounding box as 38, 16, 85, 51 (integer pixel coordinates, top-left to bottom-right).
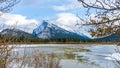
53, 22, 92, 38
0, 29, 35, 38
32, 20, 90, 41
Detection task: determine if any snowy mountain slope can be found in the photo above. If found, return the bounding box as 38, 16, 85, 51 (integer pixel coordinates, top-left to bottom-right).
0, 28, 35, 38
32, 21, 90, 40
51, 20, 92, 38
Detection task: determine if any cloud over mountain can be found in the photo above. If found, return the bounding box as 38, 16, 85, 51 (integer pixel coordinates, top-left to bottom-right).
51, 13, 92, 38
0, 13, 39, 33
0, 12, 92, 38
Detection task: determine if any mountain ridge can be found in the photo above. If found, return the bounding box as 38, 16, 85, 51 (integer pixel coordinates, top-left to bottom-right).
93, 33, 120, 42
0, 28, 35, 38
32, 21, 91, 41
0, 20, 119, 42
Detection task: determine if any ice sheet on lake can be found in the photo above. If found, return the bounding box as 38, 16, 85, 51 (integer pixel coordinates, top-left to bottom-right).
105, 53, 120, 61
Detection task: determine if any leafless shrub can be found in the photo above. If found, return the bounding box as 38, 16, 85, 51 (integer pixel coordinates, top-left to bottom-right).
0, 36, 18, 68
25, 50, 61, 68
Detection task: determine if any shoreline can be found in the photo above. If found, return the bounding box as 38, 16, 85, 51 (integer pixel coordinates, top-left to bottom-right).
1, 42, 119, 45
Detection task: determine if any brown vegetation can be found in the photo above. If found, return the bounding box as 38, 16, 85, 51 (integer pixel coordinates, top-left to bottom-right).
78, 0, 120, 37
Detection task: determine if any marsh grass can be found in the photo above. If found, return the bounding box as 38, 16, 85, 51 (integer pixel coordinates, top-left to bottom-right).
0, 35, 18, 68
0, 35, 61, 68
7, 49, 61, 68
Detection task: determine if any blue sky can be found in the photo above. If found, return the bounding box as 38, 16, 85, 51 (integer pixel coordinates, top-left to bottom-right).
10, 0, 86, 20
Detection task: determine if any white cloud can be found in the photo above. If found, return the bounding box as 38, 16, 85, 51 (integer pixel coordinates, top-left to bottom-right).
52, 13, 92, 37
0, 13, 39, 33
55, 13, 79, 26
52, 0, 81, 11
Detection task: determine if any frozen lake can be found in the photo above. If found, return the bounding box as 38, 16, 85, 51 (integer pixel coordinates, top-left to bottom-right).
11, 44, 120, 68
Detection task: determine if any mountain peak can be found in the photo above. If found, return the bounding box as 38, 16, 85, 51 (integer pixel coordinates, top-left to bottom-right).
32, 20, 51, 38
32, 20, 90, 40
41, 20, 48, 27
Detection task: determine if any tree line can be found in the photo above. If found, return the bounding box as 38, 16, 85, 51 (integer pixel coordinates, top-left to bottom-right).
0, 34, 88, 43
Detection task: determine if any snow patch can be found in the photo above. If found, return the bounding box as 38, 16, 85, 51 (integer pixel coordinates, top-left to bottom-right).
105, 53, 120, 61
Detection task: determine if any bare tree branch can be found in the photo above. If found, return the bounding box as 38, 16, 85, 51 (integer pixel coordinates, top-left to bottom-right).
78, 0, 120, 37
0, 0, 20, 13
